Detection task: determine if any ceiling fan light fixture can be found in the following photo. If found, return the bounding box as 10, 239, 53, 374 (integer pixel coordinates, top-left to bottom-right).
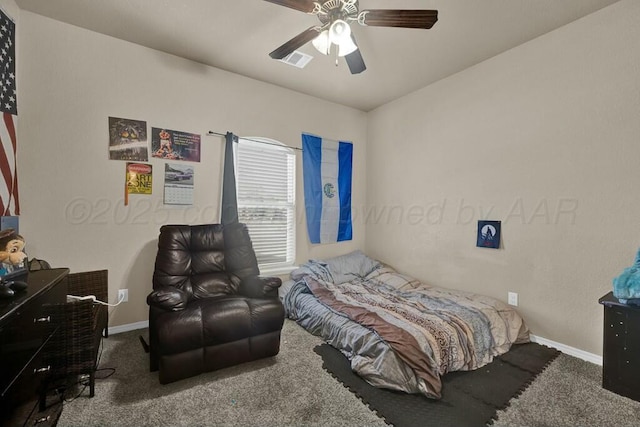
328, 19, 351, 45
337, 36, 358, 57
267, 0, 438, 75
311, 30, 330, 55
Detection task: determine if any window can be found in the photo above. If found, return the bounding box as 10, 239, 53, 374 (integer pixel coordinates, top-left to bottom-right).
235, 137, 296, 271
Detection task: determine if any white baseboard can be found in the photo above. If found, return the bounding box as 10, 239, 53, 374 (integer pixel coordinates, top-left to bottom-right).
106, 322, 604, 366
108, 320, 148, 335
531, 334, 602, 366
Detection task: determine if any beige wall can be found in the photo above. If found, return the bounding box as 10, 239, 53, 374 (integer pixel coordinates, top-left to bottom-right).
0, 0, 18, 22
13, 0, 639, 356
366, 0, 640, 356
16, 11, 367, 327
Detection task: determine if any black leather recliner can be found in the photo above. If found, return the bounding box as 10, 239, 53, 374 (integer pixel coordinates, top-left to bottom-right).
146, 223, 285, 384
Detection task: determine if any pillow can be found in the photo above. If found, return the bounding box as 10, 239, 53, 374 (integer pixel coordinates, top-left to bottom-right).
311, 250, 380, 284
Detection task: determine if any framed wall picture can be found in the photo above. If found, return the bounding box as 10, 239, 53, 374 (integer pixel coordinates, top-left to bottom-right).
477, 220, 501, 249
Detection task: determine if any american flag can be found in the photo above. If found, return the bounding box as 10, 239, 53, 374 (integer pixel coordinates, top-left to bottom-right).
0, 9, 18, 215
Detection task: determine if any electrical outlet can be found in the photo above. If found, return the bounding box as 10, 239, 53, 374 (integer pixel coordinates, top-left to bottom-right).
118, 289, 128, 303
508, 292, 518, 306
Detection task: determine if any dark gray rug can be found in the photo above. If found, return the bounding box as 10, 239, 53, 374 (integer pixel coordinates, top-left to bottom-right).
314, 342, 560, 427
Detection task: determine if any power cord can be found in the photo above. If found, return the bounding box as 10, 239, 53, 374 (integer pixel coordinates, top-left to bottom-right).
67, 293, 125, 307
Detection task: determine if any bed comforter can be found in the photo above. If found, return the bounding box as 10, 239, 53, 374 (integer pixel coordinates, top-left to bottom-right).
283, 256, 529, 399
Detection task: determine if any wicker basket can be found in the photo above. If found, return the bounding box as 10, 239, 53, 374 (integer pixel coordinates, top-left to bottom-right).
48, 270, 109, 398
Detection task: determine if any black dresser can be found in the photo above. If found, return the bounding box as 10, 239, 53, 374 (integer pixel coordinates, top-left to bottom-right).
0, 268, 69, 426
599, 291, 640, 402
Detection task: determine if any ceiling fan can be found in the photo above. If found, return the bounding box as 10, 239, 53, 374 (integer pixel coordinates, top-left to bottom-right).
265, 0, 438, 74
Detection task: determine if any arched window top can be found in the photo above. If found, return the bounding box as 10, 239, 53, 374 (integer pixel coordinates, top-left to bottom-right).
238, 136, 295, 154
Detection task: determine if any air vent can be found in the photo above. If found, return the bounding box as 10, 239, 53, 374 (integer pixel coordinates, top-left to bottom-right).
280, 50, 313, 68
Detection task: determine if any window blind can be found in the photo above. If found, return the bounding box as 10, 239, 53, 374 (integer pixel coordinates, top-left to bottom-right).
235, 138, 295, 270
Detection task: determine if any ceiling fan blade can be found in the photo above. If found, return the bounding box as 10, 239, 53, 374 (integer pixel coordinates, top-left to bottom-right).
359, 9, 438, 29
263, 0, 317, 13
269, 26, 321, 60
345, 36, 366, 75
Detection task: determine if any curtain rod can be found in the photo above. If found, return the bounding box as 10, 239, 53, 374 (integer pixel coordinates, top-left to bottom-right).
207, 131, 303, 152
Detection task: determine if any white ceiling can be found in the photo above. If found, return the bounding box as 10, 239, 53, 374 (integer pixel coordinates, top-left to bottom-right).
15, 0, 620, 111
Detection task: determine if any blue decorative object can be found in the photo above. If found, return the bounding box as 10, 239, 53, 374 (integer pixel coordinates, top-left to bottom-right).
613, 248, 640, 303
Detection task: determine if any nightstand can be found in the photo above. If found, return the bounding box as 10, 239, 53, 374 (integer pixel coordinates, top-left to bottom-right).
599, 291, 640, 402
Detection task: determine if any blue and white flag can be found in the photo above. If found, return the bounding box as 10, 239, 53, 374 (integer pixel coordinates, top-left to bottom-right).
302, 133, 353, 244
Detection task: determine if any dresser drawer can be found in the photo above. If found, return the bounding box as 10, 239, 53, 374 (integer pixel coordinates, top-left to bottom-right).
0, 328, 57, 403
0, 293, 64, 397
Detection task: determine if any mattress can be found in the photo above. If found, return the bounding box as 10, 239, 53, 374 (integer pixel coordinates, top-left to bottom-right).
281, 251, 529, 399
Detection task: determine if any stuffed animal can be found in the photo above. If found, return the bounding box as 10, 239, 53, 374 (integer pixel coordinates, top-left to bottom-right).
0, 229, 28, 298
613, 247, 640, 305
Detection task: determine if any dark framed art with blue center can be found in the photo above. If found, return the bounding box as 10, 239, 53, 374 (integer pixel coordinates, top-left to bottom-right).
477, 220, 501, 249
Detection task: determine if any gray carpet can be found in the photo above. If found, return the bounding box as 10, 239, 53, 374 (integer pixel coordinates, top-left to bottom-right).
57, 320, 640, 427
58, 320, 385, 427
493, 351, 640, 427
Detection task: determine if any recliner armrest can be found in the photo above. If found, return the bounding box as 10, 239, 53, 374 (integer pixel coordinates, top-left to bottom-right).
239, 275, 282, 299
147, 286, 190, 311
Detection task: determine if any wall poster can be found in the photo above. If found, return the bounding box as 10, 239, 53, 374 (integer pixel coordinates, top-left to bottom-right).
151, 127, 201, 162
126, 163, 153, 195
108, 117, 148, 161
477, 220, 501, 249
